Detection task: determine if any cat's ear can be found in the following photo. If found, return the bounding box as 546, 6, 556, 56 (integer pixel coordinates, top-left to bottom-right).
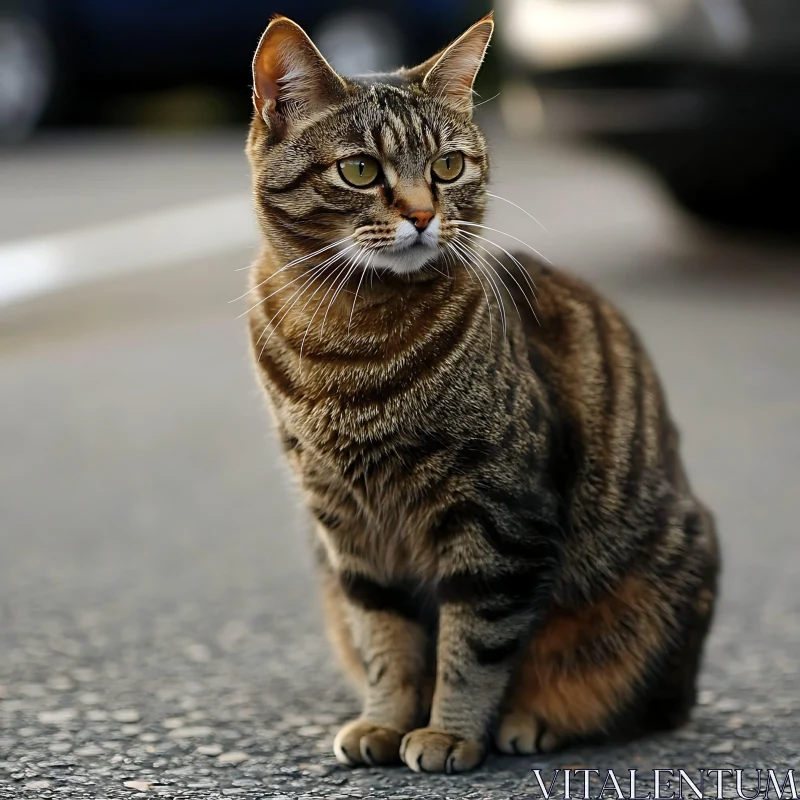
252, 16, 346, 131
409, 13, 494, 117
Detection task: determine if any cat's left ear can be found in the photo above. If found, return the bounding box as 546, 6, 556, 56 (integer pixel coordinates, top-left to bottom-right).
407, 13, 494, 117
252, 15, 346, 131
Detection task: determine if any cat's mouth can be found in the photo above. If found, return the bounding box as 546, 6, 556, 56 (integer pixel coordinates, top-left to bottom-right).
364, 218, 441, 275
368, 240, 439, 275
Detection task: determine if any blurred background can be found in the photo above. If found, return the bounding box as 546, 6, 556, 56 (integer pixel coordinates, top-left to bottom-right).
1, 0, 799, 795
3, 0, 800, 225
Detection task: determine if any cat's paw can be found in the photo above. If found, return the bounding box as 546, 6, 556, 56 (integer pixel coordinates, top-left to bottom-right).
494, 711, 561, 754
400, 727, 485, 773
333, 719, 404, 767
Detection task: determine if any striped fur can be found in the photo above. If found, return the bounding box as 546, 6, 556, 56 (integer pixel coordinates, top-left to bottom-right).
244, 14, 719, 774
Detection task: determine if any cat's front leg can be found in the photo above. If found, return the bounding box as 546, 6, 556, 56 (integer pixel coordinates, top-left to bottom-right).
400, 577, 540, 774
331, 572, 428, 767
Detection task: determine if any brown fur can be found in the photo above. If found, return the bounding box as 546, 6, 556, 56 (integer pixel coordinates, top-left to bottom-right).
244, 13, 720, 773
507, 575, 666, 740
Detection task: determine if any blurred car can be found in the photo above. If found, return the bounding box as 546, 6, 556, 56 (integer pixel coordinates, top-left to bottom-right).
496, 0, 800, 229
0, 0, 474, 141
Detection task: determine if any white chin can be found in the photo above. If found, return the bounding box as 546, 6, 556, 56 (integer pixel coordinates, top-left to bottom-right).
368, 245, 440, 275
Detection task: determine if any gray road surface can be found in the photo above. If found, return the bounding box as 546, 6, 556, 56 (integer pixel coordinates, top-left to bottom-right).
1, 130, 799, 799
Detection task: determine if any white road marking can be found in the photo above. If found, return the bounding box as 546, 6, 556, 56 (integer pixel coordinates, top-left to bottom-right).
0, 195, 257, 307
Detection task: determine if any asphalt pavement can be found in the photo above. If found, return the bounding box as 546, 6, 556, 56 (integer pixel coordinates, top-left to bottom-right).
1, 128, 799, 799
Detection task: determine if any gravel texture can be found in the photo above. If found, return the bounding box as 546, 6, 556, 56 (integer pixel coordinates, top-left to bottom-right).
2, 135, 799, 798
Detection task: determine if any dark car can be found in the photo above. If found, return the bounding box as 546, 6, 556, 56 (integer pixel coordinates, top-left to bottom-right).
0, 0, 475, 141
496, 0, 800, 229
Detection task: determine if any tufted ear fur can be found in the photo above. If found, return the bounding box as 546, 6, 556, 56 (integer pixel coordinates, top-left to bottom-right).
404, 13, 493, 117
252, 16, 347, 134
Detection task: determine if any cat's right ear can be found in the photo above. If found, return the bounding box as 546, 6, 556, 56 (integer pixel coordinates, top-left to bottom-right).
403, 13, 494, 117
252, 16, 346, 134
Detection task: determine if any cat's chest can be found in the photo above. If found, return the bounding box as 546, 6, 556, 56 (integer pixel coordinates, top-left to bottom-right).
280, 386, 452, 489
319, 498, 442, 584
295, 433, 450, 582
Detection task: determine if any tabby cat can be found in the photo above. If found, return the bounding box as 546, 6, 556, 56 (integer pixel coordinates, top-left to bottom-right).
244, 12, 720, 773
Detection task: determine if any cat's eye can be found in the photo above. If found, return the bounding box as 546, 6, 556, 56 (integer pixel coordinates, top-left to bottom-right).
338, 155, 380, 188
431, 151, 464, 182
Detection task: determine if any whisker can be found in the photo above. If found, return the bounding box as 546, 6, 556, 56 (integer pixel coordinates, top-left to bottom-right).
348, 248, 375, 334
426, 252, 452, 279
237, 244, 358, 320
235, 256, 260, 273
297, 258, 348, 320
322, 251, 364, 333
299, 256, 355, 365
452, 220, 552, 266
451, 239, 507, 335
232, 235, 353, 299
486, 192, 547, 232
441, 247, 457, 281
437, 248, 453, 280
306, 250, 363, 352
454, 238, 518, 327
454, 227, 540, 297
259, 252, 351, 359
235, 236, 353, 310
242, 263, 327, 324
446, 241, 494, 347
255, 248, 352, 347
256, 268, 323, 350
258, 273, 320, 360
471, 92, 501, 110
455, 231, 538, 324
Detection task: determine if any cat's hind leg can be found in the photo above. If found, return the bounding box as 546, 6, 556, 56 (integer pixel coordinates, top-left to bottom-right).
496, 573, 667, 753
639, 505, 718, 732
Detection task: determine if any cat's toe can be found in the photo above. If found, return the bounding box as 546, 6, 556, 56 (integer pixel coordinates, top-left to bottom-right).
537, 728, 562, 753
495, 711, 562, 755
400, 728, 485, 774
333, 719, 403, 767
495, 711, 540, 754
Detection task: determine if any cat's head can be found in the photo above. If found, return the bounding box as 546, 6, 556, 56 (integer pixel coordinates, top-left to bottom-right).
247, 13, 493, 276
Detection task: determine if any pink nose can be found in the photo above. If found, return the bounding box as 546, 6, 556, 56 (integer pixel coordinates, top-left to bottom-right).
406, 209, 435, 230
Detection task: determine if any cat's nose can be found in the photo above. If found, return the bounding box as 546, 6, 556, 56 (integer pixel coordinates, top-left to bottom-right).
405, 209, 435, 231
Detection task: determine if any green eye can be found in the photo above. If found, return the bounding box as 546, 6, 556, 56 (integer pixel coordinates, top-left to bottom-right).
338, 155, 380, 187
431, 151, 464, 182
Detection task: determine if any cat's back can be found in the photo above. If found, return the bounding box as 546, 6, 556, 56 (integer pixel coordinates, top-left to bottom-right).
503, 253, 718, 619
505, 253, 689, 510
